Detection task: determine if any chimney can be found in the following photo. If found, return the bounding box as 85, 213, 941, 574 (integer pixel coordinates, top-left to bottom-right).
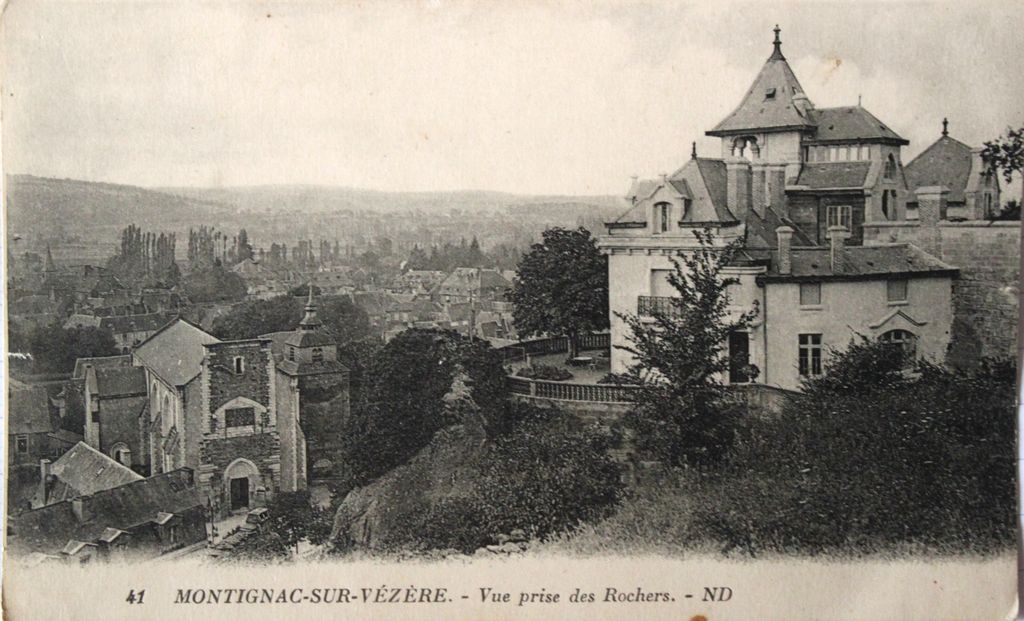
828, 225, 849, 273
768, 165, 788, 217
38, 459, 52, 504
71, 498, 92, 523
751, 165, 767, 218
776, 226, 794, 275
726, 158, 752, 220
914, 185, 948, 226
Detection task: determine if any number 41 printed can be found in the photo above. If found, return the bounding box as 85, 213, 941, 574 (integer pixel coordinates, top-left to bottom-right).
126, 590, 146, 604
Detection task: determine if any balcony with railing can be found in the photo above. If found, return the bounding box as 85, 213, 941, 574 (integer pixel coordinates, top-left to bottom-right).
637, 295, 680, 318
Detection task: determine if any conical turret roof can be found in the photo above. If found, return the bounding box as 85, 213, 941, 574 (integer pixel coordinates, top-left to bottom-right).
706, 26, 815, 137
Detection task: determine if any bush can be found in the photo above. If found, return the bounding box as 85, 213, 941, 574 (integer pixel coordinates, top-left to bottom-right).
702, 344, 1017, 556
516, 364, 573, 381
386, 407, 624, 554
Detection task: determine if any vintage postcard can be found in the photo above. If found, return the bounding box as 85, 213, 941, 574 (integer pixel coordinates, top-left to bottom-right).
1, 1, 1021, 619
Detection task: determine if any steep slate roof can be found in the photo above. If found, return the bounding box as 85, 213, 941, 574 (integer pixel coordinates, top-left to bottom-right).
707, 36, 814, 136
795, 162, 872, 189
42, 442, 143, 505
10, 469, 201, 556
93, 366, 147, 398
806, 107, 908, 145
98, 312, 175, 335
759, 243, 958, 282
9, 386, 54, 435
693, 159, 731, 220
132, 318, 220, 386
73, 355, 131, 379
904, 135, 974, 204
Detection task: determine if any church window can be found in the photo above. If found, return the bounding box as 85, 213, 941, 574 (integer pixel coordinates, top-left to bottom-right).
233, 356, 244, 375
882, 191, 890, 220
287, 346, 296, 362
827, 205, 852, 231
16, 435, 28, 454
985, 193, 994, 217
829, 146, 839, 162
312, 347, 324, 363
225, 407, 256, 428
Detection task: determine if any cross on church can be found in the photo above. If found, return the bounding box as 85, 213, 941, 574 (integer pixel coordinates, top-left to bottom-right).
942, 117, 949, 136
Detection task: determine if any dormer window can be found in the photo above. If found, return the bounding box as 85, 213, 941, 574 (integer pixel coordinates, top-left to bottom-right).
765, 87, 776, 100
287, 346, 296, 362
654, 202, 671, 234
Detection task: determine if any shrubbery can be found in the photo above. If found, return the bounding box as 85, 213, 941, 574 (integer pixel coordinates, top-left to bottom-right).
516, 364, 573, 381
377, 407, 624, 554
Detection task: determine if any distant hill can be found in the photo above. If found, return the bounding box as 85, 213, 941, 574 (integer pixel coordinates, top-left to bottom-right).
156, 184, 623, 216
5, 175, 232, 240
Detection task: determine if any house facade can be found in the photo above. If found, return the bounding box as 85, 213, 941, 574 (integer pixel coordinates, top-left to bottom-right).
600, 27, 970, 391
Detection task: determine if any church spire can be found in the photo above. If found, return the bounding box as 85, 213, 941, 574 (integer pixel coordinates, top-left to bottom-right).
769, 24, 785, 61
299, 282, 322, 331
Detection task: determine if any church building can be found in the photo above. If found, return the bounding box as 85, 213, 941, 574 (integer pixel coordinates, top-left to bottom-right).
76, 288, 349, 518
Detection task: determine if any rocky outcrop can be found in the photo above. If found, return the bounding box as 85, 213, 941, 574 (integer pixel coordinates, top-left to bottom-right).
330, 371, 488, 550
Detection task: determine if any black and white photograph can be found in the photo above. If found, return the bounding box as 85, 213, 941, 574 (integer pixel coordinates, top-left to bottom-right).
1, 2, 1021, 619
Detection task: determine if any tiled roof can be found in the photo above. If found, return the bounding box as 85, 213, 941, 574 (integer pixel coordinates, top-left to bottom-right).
9, 386, 54, 435
904, 135, 973, 204
10, 469, 202, 556
132, 318, 220, 386
795, 162, 872, 189
73, 355, 131, 379
760, 243, 957, 281
707, 54, 814, 135
43, 442, 143, 504
807, 107, 908, 144
98, 312, 175, 335
93, 366, 147, 398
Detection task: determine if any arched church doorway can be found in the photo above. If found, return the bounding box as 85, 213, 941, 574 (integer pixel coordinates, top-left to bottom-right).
224, 458, 260, 512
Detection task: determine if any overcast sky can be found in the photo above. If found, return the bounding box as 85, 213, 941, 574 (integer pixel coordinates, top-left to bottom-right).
3, 1, 1021, 195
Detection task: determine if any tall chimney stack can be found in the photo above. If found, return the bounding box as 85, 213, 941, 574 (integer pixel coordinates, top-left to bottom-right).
775, 226, 794, 275
828, 225, 849, 273
726, 158, 752, 220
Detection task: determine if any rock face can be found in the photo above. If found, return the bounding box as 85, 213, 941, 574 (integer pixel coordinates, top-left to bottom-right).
330, 372, 488, 550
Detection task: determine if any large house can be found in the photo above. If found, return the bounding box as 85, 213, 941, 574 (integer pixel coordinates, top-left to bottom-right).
598, 27, 990, 391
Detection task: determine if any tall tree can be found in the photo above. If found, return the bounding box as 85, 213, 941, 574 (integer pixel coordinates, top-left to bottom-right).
616, 229, 756, 467
981, 126, 1023, 207
509, 227, 609, 358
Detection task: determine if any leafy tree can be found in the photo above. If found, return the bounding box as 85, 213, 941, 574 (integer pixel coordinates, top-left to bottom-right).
616, 229, 755, 467
180, 264, 247, 303
509, 227, 609, 357
981, 126, 1023, 204
210, 294, 370, 343
340, 329, 459, 483
29, 324, 119, 374
339, 329, 510, 484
